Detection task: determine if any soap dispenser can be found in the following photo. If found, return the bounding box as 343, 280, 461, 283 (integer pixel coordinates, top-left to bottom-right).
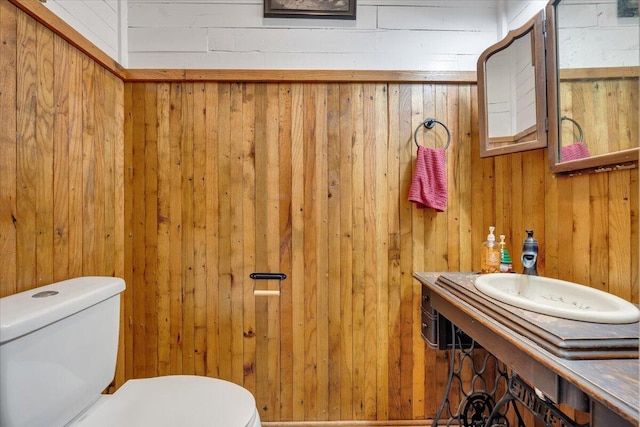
521, 229, 538, 275
481, 226, 500, 274
499, 235, 513, 273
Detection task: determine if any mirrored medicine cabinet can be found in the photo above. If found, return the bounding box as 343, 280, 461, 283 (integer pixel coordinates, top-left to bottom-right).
478, 0, 640, 173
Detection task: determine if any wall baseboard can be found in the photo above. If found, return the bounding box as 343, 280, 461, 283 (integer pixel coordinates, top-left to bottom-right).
262, 421, 443, 427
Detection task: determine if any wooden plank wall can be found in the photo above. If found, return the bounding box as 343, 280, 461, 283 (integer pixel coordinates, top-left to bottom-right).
1, 2, 638, 425
0, 0, 127, 381
559, 77, 639, 157
124, 81, 479, 422
0, 1, 125, 291
123, 78, 639, 424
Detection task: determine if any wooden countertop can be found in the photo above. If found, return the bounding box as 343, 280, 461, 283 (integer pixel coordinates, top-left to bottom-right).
414, 272, 640, 426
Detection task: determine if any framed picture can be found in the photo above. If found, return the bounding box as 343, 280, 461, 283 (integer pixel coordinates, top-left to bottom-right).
264, 0, 356, 20
618, 0, 639, 17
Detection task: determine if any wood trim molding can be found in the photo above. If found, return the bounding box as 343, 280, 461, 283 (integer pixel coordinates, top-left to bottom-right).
559, 66, 640, 81
9, 0, 477, 84
123, 69, 477, 83
488, 125, 536, 145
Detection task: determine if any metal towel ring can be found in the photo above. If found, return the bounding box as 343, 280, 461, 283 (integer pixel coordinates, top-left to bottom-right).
560, 116, 584, 142
413, 118, 451, 150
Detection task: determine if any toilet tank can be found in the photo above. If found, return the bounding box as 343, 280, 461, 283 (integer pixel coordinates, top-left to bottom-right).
0, 277, 126, 427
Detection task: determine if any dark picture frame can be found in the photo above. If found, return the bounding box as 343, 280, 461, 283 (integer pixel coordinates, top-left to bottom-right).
264, 0, 356, 20
618, 0, 639, 17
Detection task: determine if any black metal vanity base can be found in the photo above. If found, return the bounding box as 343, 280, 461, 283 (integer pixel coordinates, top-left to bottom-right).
432, 325, 587, 427
431, 325, 519, 427
486, 375, 588, 427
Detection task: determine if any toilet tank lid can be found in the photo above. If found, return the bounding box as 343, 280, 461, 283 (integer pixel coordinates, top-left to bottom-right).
0, 277, 125, 344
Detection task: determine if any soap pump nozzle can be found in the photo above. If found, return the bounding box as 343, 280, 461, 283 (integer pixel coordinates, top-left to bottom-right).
499, 235, 513, 273
487, 226, 496, 242
521, 229, 538, 276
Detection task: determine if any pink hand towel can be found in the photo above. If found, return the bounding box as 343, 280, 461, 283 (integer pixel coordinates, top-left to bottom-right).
408, 146, 447, 212
561, 142, 590, 161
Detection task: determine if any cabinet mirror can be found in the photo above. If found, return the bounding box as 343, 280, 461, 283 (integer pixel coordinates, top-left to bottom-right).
546, 0, 639, 173
478, 11, 547, 158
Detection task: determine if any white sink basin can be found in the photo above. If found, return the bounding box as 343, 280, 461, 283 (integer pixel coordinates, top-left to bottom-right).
474, 273, 640, 324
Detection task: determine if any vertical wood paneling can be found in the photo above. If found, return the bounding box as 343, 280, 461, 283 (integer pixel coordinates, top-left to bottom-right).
350, 82, 366, 421
241, 82, 256, 397
363, 83, 378, 421
143, 82, 159, 377
1, 1, 125, 381
81, 56, 96, 274
608, 170, 633, 301
457, 86, 473, 271
121, 82, 134, 385
35, 22, 54, 286
216, 82, 232, 380
396, 83, 414, 420
181, 82, 195, 376
374, 83, 389, 421
155, 82, 171, 377
131, 82, 146, 378
386, 83, 402, 420
266, 83, 281, 418
302, 83, 319, 420
16, 9, 38, 293
1, 5, 638, 425
67, 47, 84, 279
290, 82, 305, 421
131, 78, 470, 420
93, 66, 106, 275
192, 82, 207, 377
326, 82, 341, 421
277, 83, 294, 420
169, 82, 184, 375
121, 77, 639, 425
408, 84, 426, 420
632, 170, 639, 304
1, 0, 18, 296
337, 83, 354, 420
229, 82, 244, 386
114, 71, 127, 389
560, 78, 638, 157
204, 82, 220, 379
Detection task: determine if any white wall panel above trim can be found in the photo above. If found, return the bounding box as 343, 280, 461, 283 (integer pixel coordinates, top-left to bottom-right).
377, 5, 497, 32
127, 1, 510, 70
43, 0, 128, 66
129, 27, 209, 52
45, 0, 548, 71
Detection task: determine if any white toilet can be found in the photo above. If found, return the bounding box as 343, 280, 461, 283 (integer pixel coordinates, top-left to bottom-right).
0, 276, 262, 427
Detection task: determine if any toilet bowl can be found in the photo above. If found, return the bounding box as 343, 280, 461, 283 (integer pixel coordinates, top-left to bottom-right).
0, 277, 262, 427
69, 376, 261, 427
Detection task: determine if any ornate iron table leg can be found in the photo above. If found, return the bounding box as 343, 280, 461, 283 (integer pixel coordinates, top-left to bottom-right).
431, 324, 520, 427
486, 375, 588, 427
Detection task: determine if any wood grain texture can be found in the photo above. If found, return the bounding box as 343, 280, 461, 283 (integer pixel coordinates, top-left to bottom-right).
1, 2, 126, 381
122, 74, 638, 423
123, 80, 474, 421
0, 0, 18, 295
0, 3, 638, 425
559, 78, 639, 157
124, 69, 478, 84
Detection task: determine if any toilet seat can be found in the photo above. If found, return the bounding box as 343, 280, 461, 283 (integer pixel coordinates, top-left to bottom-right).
69, 375, 261, 427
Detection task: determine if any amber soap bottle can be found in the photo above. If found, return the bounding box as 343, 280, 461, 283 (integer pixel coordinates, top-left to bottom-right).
481, 226, 500, 273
